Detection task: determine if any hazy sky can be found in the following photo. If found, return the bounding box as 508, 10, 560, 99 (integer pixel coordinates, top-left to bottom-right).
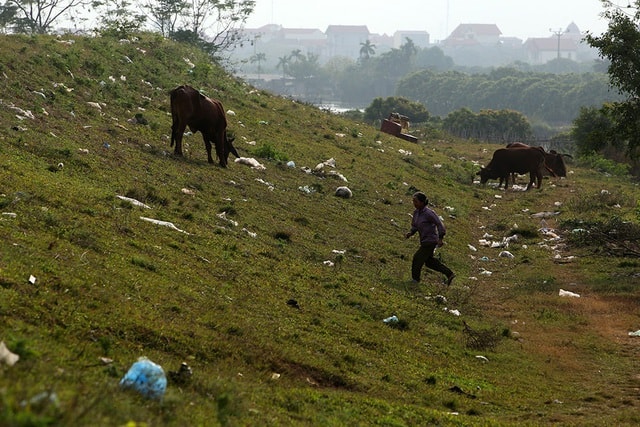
245, 0, 615, 42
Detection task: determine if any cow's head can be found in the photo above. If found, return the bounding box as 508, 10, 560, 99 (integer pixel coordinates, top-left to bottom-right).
225, 132, 239, 161
477, 167, 498, 184
546, 151, 567, 177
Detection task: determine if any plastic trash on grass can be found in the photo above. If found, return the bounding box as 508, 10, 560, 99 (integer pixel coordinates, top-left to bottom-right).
120, 357, 167, 400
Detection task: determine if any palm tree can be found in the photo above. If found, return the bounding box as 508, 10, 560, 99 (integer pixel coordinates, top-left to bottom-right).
359, 40, 376, 60
276, 55, 290, 80
250, 52, 266, 78
289, 49, 303, 63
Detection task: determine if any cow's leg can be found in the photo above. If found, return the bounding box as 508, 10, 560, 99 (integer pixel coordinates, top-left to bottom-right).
500, 173, 509, 189
535, 170, 543, 190
214, 131, 227, 167
203, 136, 214, 164
526, 172, 536, 191
171, 122, 186, 156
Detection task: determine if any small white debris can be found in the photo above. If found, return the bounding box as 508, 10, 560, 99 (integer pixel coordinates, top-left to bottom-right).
181, 188, 195, 195
2, 212, 17, 218
117, 195, 151, 209
235, 157, 265, 170
323, 260, 335, 267
0, 341, 19, 366
271, 373, 281, 380
255, 178, 274, 190
332, 250, 346, 255
467, 244, 477, 252
28, 275, 36, 285
383, 315, 399, 323
242, 228, 257, 238
227, 110, 236, 116
499, 251, 514, 258
444, 308, 461, 316
335, 186, 352, 198
494, 194, 502, 199
475, 355, 489, 362
559, 289, 580, 298
216, 212, 238, 227
140, 217, 190, 234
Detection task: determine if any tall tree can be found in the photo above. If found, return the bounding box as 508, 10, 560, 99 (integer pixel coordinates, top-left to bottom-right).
584, 1, 640, 158
276, 54, 289, 80
250, 51, 266, 77
1, 0, 90, 33
144, 0, 187, 37
359, 39, 375, 60
178, 0, 255, 56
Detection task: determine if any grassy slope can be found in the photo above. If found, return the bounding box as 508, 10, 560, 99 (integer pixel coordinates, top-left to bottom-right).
0, 33, 639, 426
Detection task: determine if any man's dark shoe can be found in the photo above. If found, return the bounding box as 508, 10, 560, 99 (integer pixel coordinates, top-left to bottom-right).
446, 273, 456, 286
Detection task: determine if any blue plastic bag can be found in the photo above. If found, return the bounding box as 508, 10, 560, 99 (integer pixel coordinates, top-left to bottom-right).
120, 357, 167, 400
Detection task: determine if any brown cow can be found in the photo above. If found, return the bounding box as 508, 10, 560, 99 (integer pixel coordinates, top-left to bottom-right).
170, 85, 238, 167
505, 142, 570, 185
477, 147, 556, 190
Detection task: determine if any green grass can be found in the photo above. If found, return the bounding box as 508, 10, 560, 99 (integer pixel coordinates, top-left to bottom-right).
0, 33, 639, 426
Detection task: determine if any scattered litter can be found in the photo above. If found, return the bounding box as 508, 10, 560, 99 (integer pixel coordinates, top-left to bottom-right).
499, 251, 514, 258
468, 244, 477, 252
298, 185, 316, 194
140, 216, 190, 234
120, 357, 167, 400
168, 362, 193, 385
117, 195, 151, 209
21, 391, 59, 410
217, 212, 238, 227
181, 188, 195, 195
271, 373, 281, 380
383, 315, 399, 323
242, 228, 257, 238
323, 260, 334, 267
531, 211, 560, 218
479, 269, 492, 276
255, 178, 274, 190
235, 157, 266, 170
2, 212, 17, 218
335, 186, 352, 198
28, 275, 36, 285
434, 295, 447, 304
475, 355, 489, 362
444, 308, 461, 316
286, 160, 295, 168
0, 341, 19, 366
332, 250, 346, 255
559, 289, 580, 298
628, 330, 640, 337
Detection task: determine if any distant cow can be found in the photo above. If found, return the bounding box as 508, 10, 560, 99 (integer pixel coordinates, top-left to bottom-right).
170, 85, 238, 167
506, 142, 570, 185
477, 147, 556, 190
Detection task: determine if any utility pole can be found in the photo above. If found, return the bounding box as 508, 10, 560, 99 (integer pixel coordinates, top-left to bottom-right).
550, 28, 565, 60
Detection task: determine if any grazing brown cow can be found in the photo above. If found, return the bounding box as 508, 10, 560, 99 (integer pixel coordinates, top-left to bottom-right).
170, 85, 238, 167
505, 142, 570, 185
477, 147, 556, 190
